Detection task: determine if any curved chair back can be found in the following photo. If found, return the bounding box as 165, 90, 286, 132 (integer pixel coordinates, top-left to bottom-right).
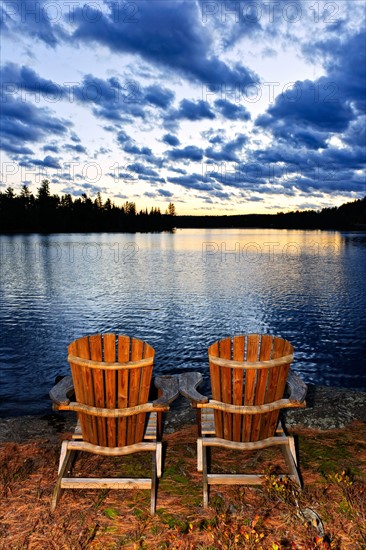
68, 334, 155, 447
208, 334, 294, 442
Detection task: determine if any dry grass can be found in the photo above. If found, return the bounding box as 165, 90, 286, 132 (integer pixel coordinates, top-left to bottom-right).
0, 422, 365, 549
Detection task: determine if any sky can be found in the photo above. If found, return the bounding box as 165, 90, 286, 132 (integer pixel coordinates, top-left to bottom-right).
0, 0, 365, 215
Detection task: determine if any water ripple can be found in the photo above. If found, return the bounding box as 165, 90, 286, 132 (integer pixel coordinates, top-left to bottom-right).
1, 230, 366, 416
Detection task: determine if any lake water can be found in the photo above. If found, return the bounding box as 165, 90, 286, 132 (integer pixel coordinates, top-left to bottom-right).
1, 229, 365, 417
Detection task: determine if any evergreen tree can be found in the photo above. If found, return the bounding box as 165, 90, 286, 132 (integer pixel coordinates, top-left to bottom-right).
166, 202, 176, 216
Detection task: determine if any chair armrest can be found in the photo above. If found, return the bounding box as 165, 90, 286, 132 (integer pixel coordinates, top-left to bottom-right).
49, 375, 74, 409
178, 372, 209, 405
287, 369, 307, 404
153, 375, 180, 406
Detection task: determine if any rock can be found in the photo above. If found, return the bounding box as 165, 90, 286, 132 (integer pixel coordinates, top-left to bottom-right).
284, 384, 366, 429
0, 385, 365, 443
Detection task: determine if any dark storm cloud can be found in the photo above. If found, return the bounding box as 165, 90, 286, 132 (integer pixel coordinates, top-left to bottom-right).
124, 163, 160, 177
0, 142, 33, 155
257, 78, 354, 135
343, 117, 366, 148
162, 134, 180, 147
42, 144, 59, 153
70, 0, 257, 88
32, 155, 62, 169
123, 142, 153, 156
169, 167, 187, 175
1, 0, 61, 47
116, 132, 163, 166
168, 173, 216, 192
144, 85, 175, 109
257, 30, 366, 145
156, 188, 173, 197
72, 74, 145, 121
64, 143, 87, 154
167, 146, 204, 162
0, 63, 175, 124
73, 76, 175, 121
214, 99, 251, 121
173, 99, 216, 121
303, 30, 366, 113
250, 29, 366, 197
204, 133, 248, 162
1, 63, 62, 98
0, 96, 70, 155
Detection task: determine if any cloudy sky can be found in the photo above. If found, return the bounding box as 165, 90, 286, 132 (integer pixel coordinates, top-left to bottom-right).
1, 0, 365, 214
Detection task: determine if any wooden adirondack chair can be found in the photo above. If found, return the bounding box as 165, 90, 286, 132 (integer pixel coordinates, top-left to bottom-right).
184, 334, 307, 507
49, 334, 179, 514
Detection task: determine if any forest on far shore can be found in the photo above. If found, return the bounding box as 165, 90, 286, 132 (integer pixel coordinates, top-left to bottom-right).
0, 180, 365, 233
0, 180, 176, 232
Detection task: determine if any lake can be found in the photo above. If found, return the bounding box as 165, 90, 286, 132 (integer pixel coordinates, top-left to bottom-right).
1, 229, 365, 417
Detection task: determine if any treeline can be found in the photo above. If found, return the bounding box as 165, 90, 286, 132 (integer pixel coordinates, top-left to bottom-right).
174, 196, 366, 230
0, 180, 365, 233
0, 180, 176, 233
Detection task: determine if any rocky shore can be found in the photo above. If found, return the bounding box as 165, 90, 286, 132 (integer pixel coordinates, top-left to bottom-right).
0, 384, 365, 443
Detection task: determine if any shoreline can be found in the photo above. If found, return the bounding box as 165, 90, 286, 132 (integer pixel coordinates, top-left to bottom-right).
1, 384, 365, 443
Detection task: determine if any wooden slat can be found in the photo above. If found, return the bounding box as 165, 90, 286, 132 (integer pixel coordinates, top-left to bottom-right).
206, 474, 296, 485
208, 341, 223, 438
144, 412, 157, 440
251, 336, 270, 441
243, 334, 259, 441
259, 335, 274, 361
89, 334, 107, 446
275, 337, 293, 404
208, 354, 293, 369
76, 336, 96, 443
61, 478, 152, 489
201, 408, 215, 435
202, 434, 288, 450
197, 398, 299, 414
219, 337, 232, 440
66, 355, 153, 370
232, 336, 245, 441
72, 411, 157, 441
137, 340, 154, 441
63, 401, 169, 417
117, 335, 130, 446
66, 439, 157, 455
144, 342, 155, 359
128, 338, 144, 444
207, 474, 264, 485
257, 335, 274, 440
104, 333, 117, 446
267, 337, 289, 436
72, 420, 82, 440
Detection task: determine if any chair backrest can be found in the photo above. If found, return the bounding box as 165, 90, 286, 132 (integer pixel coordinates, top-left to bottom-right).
208, 334, 294, 442
68, 334, 155, 447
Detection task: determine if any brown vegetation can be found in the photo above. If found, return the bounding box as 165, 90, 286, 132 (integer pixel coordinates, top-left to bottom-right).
1, 422, 365, 549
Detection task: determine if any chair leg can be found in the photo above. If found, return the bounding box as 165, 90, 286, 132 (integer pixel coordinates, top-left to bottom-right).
156, 441, 162, 479
197, 437, 203, 472
202, 443, 209, 508
51, 441, 76, 512
281, 437, 301, 487
151, 451, 157, 515
288, 436, 298, 466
